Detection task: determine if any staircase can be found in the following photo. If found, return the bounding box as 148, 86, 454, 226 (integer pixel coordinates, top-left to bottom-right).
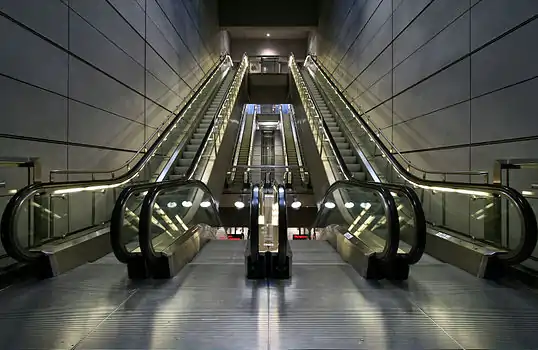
168, 71, 234, 180
302, 71, 366, 181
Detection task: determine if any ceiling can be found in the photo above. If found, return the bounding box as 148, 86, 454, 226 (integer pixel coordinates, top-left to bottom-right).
224, 26, 313, 40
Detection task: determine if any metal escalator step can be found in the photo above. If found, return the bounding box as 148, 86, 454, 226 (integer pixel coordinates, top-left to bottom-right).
186, 144, 199, 152
352, 172, 367, 181
190, 139, 202, 145
168, 174, 183, 180
347, 163, 361, 172
174, 166, 189, 175
329, 127, 340, 132
177, 158, 193, 166
331, 131, 343, 137
343, 156, 357, 163
336, 142, 349, 149
183, 151, 196, 158
333, 137, 346, 143
191, 133, 205, 139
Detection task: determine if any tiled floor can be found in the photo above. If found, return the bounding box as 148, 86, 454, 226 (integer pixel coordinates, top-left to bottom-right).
1, 240, 537, 349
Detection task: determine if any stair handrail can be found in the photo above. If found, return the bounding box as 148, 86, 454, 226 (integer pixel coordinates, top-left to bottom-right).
0, 56, 232, 263
302, 55, 537, 265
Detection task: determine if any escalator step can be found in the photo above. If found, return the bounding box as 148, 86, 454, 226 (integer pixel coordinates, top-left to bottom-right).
352, 172, 367, 181
336, 142, 350, 149
186, 144, 199, 151
178, 158, 193, 166
347, 163, 362, 172
174, 166, 189, 175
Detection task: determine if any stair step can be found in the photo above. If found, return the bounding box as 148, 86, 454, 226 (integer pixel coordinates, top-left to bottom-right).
169, 174, 183, 181
343, 156, 356, 163
190, 139, 202, 145
336, 142, 349, 149
186, 144, 199, 151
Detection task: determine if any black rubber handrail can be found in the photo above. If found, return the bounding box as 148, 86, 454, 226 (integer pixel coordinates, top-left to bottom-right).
308, 56, 538, 265
277, 184, 288, 267
110, 182, 159, 263
0, 56, 230, 263
250, 184, 260, 264
353, 180, 426, 265
312, 180, 400, 262
110, 61, 240, 264
138, 179, 223, 266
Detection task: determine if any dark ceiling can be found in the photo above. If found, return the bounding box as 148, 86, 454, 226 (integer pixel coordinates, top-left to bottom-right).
218, 0, 320, 27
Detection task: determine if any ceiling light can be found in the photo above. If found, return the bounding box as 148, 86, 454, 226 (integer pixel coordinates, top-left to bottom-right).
200, 201, 211, 208
266, 33, 270, 37
181, 200, 193, 208
167, 201, 177, 208
291, 200, 302, 209
344, 202, 354, 209
360, 202, 371, 209
234, 200, 245, 209
324, 201, 336, 209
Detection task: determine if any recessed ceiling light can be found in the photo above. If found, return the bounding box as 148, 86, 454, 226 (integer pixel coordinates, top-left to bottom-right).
200, 201, 211, 208
181, 200, 193, 208
324, 201, 336, 209
266, 33, 270, 37
344, 202, 354, 209
291, 200, 302, 209
234, 201, 245, 209
167, 201, 177, 208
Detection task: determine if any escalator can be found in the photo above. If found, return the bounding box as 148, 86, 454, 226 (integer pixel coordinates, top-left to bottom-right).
302, 72, 367, 181
292, 54, 538, 278
111, 55, 249, 277
169, 72, 235, 180
280, 104, 304, 190
0, 54, 246, 278
230, 105, 256, 188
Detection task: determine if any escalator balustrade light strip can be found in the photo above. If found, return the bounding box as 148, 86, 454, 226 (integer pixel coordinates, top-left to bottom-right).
174, 215, 188, 231
30, 201, 62, 219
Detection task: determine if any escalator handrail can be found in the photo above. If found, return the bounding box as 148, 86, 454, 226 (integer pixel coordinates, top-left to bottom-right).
305, 55, 538, 265
110, 58, 243, 263
309, 56, 489, 179
49, 58, 225, 180
1, 56, 232, 263
312, 180, 400, 261
358, 180, 426, 264
110, 182, 158, 263
138, 179, 222, 265
277, 184, 288, 266
250, 184, 260, 263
